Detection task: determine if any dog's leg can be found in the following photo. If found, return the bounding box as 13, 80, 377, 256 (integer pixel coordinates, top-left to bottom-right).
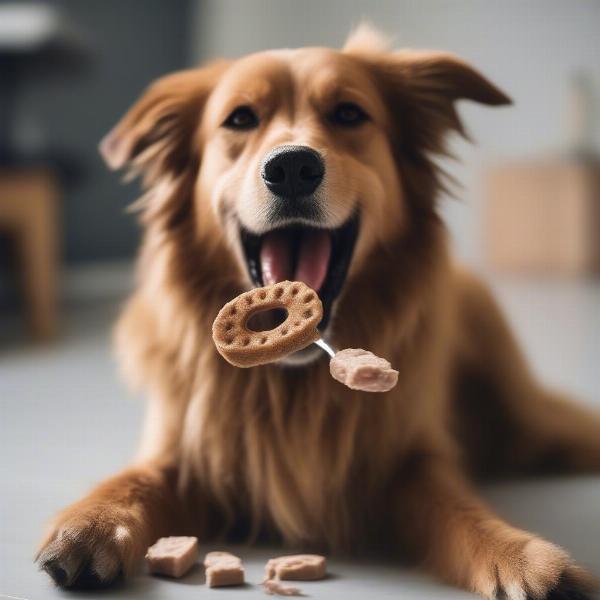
36, 463, 187, 588
454, 272, 600, 476
521, 387, 600, 473
395, 455, 597, 600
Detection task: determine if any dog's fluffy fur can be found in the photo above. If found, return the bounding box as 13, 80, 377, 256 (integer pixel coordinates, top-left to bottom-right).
37, 26, 600, 598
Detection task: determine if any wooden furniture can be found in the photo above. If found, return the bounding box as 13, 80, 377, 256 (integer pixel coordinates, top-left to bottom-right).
0, 169, 59, 339
484, 161, 600, 275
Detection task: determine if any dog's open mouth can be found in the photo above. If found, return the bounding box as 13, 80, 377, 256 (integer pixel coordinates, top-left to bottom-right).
240, 213, 359, 330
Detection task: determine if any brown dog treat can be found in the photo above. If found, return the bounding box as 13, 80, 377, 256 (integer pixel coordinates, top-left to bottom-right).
330, 348, 398, 392
263, 578, 303, 596
265, 554, 326, 581
204, 551, 245, 587
145, 536, 199, 578
212, 281, 323, 367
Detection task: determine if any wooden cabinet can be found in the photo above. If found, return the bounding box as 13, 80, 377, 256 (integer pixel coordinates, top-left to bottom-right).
484, 161, 600, 275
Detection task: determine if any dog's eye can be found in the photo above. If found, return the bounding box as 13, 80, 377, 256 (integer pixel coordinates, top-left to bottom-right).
223, 106, 259, 130
331, 102, 369, 127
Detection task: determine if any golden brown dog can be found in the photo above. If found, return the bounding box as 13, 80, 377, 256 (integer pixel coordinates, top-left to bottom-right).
37, 25, 600, 598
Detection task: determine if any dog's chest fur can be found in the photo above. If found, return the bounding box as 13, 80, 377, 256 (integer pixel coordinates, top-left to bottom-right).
183, 354, 411, 548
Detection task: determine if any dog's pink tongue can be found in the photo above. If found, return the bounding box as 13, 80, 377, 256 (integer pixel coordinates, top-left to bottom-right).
295, 229, 331, 291
260, 231, 293, 285
260, 229, 331, 291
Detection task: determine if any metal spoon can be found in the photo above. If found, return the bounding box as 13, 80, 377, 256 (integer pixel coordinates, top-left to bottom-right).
314, 337, 336, 358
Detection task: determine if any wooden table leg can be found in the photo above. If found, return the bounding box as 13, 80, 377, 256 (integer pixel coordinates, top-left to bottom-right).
19, 177, 59, 339
0, 169, 60, 340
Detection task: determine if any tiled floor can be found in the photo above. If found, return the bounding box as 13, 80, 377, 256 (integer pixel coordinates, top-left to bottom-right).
1, 274, 599, 599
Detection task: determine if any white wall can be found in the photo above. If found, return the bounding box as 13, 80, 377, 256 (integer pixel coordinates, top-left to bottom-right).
188, 0, 600, 267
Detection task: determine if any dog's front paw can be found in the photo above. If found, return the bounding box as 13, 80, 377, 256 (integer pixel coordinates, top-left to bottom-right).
36, 506, 139, 589
542, 576, 597, 600
478, 537, 597, 600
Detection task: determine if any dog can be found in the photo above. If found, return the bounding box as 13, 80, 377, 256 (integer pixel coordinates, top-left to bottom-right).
37, 25, 600, 598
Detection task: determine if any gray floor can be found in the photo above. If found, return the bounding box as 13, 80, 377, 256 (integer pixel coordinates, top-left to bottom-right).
1, 275, 599, 600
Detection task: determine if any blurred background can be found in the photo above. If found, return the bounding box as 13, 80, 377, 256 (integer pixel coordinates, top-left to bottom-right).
1, 0, 599, 339
1, 1, 599, 597
1, 0, 599, 338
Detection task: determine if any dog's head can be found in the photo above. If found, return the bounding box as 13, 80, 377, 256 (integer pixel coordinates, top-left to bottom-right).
101, 25, 509, 365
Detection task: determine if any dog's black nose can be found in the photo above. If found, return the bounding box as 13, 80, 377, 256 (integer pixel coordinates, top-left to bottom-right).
261, 145, 324, 198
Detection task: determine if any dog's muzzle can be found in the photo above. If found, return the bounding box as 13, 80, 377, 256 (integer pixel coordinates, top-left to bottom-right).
240, 144, 359, 337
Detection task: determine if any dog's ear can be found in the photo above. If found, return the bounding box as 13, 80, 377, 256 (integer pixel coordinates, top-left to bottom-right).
393, 51, 511, 108
100, 61, 228, 179
370, 51, 510, 158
